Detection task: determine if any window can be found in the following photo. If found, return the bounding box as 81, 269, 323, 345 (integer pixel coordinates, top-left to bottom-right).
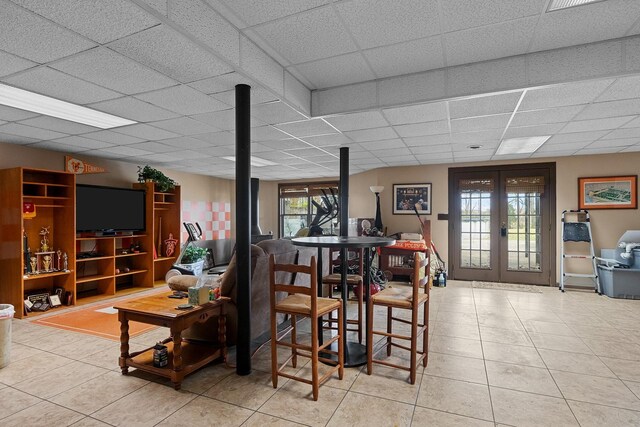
278, 182, 339, 238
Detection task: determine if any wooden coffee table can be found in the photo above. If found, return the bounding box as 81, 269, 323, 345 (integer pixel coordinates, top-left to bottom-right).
114, 291, 227, 390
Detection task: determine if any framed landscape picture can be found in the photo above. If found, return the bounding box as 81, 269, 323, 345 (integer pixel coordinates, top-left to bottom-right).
393, 183, 432, 215
578, 175, 637, 210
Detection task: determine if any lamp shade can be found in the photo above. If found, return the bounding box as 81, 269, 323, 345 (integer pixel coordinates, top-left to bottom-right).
370, 185, 384, 193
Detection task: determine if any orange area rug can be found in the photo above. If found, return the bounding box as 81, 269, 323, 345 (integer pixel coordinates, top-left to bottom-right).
32, 290, 166, 341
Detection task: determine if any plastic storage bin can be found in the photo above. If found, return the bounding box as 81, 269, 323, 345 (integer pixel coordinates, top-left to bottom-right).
597, 266, 640, 299
0, 304, 15, 368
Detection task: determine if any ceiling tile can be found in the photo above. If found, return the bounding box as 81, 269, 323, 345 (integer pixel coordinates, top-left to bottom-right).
511, 105, 584, 127
622, 116, 640, 128
135, 85, 229, 115
587, 138, 637, 149
620, 144, 640, 153
444, 17, 538, 67
324, 111, 389, 132
192, 131, 236, 145
135, 153, 177, 163
0, 104, 38, 121
450, 129, 502, 144
574, 99, 640, 121
18, 116, 98, 135
292, 53, 375, 89
519, 79, 613, 111
449, 92, 521, 119
82, 149, 129, 159
274, 118, 338, 138
211, 87, 278, 106
99, 145, 153, 157
344, 126, 397, 142
0, 123, 67, 140
251, 101, 307, 125
251, 125, 291, 141
363, 36, 444, 78
140, 0, 167, 16
125, 142, 178, 153
108, 25, 232, 84
148, 117, 220, 136
188, 72, 255, 94
30, 140, 89, 153
403, 134, 452, 147
560, 116, 635, 133
536, 141, 589, 152
88, 97, 179, 122
155, 136, 213, 150
112, 124, 180, 140
12, 0, 159, 44
596, 75, 640, 102
303, 133, 353, 147
450, 114, 510, 134
0, 50, 36, 77
0, 1, 96, 62
191, 109, 236, 131
253, 6, 357, 64
410, 143, 453, 155
219, 0, 331, 26
503, 123, 565, 139
601, 127, 640, 140
0, 131, 37, 144
52, 47, 177, 95
335, 0, 440, 49
395, 121, 450, 138
3, 66, 121, 104
530, 149, 575, 158
261, 139, 309, 150
52, 135, 115, 149
81, 130, 144, 145
530, 0, 640, 52
360, 138, 406, 151
545, 131, 608, 144
576, 147, 625, 156
440, 0, 545, 33
382, 102, 448, 125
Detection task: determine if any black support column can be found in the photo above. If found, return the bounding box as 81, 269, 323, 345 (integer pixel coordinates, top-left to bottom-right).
235, 84, 251, 376
339, 147, 349, 236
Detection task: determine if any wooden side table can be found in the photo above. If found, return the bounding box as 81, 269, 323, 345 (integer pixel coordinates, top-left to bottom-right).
114, 292, 227, 390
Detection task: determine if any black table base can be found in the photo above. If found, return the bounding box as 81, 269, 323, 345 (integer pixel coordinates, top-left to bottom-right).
321, 341, 367, 367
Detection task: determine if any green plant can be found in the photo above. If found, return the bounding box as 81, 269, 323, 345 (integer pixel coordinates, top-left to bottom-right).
181, 245, 207, 264
137, 165, 177, 192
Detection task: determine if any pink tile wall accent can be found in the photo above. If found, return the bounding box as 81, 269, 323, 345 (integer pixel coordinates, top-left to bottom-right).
181, 200, 231, 242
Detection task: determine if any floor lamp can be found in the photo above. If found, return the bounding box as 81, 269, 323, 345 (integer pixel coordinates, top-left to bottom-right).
370, 186, 384, 231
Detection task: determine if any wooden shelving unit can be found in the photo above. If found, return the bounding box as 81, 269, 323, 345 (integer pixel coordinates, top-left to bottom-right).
0, 167, 76, 319
133, 182, 181, 283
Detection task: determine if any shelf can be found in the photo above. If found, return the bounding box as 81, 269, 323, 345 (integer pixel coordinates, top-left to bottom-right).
76, 274, 113, 284
154, 191, 177, 196
23, 181, 70, 188
154, 201, 175, 205
155, 256, 177, 262
154, 207, 170, 211
116, 252, 148, 258
76, 234, 146, 241
76, 256, 112, 262
116, 269, 148, 277
24, 270, 72, 281
22, 195, 70, 200
32, 204, 66, 208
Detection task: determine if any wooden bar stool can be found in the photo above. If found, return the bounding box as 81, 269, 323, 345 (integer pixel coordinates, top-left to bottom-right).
269, 254, 344, 401
322, 247, 364, 343
366, 251, 430, 384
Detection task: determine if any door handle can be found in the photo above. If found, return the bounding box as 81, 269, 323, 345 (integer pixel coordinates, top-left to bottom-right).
500, 222, 507, 237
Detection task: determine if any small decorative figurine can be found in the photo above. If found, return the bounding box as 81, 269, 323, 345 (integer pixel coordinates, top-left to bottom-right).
63, 252, 68, 271
42, 255, 51, 272
40, 226, 50, 252
165, 233, 178, 257
56, 249, 62, 271
30, 256, 37, 274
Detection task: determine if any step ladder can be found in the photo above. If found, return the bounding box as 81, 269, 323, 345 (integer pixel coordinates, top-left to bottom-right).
560, 209, 600, 294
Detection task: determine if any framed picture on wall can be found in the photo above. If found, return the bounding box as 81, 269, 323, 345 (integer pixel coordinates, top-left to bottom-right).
393, 183, 432, 215
578, 175, 638, 210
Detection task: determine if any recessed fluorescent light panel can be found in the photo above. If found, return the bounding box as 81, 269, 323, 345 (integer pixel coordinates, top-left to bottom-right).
547, 0, 605, 12
0, 83, 136, 129
222, 156, 277, 167
496, 136, 551, 155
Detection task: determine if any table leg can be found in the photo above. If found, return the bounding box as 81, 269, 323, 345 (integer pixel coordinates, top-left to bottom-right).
218, 304, 227, 362
340, 247, 348, 355
118, 314, 130, 375
364, 247, 371, 347
171, 327, 183, 390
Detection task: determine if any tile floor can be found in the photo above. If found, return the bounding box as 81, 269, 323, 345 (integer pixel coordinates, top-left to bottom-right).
2, 280, 640, 426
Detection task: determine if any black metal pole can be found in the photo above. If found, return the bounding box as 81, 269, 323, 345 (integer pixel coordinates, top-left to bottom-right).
339, 147, 349, 237
235, 83, 251, 376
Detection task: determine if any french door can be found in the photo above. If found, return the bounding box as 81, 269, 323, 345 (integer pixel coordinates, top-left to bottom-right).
449, 163, 555, 285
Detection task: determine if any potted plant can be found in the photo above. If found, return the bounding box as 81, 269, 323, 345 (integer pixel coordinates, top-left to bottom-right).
137, 165, 177, 192
180, 246, 208, 276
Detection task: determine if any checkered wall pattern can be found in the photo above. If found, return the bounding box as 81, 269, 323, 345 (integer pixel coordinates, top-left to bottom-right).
181, 201, 231, 242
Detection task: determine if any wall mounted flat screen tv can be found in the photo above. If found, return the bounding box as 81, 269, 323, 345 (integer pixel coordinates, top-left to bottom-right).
76, 184, 146, 233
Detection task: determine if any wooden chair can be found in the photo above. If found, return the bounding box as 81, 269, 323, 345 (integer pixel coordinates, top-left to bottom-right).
366, 251, 430, 384
269, 254, 344, 401
322, 247, 364, 343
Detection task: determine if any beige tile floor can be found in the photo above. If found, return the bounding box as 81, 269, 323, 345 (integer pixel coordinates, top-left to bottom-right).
2, 280, 640, 426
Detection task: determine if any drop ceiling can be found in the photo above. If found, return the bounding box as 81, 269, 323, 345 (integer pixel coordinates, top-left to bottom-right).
0, 0, 639, 180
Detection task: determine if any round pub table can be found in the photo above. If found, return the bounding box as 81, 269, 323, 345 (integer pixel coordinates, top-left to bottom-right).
292, 236, 395, 367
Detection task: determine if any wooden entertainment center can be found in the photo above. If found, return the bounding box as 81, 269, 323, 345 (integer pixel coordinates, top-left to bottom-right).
0, 167, 181, 319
